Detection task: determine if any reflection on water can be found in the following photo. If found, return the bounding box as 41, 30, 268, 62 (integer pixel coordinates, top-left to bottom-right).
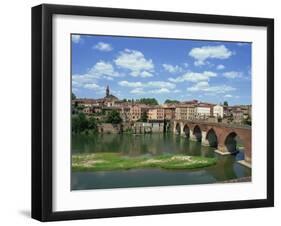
72, 133, 251, 190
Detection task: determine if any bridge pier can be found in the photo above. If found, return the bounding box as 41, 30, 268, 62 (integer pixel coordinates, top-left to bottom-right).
180, 122, 185, 136
189, 129, 197, 141
201, 131, 210, 146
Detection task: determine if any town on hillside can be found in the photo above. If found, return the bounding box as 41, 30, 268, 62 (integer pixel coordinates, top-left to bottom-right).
72, 85, 251, 134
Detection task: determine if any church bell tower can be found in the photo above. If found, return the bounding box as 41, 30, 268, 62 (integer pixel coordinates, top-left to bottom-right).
106, 85, 110, 97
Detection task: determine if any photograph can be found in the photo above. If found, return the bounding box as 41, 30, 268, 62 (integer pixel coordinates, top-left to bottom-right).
71, 34, 252, 190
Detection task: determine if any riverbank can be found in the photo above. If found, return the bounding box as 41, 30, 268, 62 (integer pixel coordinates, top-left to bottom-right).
72, 152, 217, 171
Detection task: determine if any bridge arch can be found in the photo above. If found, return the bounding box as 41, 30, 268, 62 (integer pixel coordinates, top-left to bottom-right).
206, 128, 218, 148
183, 124, 190, 138
193, 125, 202, 142
224, 131, 241, 154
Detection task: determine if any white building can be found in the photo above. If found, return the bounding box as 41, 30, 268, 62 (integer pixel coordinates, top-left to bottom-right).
213, 104, 224, 118
196, 105, 211, 119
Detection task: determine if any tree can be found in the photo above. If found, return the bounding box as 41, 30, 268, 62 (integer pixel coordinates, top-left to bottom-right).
137, 98, 158, 105
140, 111, 148, 122
72, 112, 88, 133
72, 92, 76, 100
106, 110, 122, 124
164, 99, 180, 104
88, 116, 98, 132
223, 101, 228, 106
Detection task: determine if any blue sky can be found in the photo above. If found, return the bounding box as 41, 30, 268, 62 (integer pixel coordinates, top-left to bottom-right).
72, 34, 251, 105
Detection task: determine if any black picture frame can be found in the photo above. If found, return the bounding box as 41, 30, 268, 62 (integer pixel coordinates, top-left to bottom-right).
32, 3, 274, 222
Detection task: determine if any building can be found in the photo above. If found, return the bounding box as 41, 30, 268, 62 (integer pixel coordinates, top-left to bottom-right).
148, 107, 165, 121
175, 106, 186, 120
72, 98, 100, 107
187, 105, 196, 120
104, 85, 119, 107
175, 100, 198, 120
163, 107, 175, 120
175, 105, 196, 120
232, 110, 244, 124
195, 104, 211, 119
120, 106, 131, 122
82, 106, 93, 115
213, 104, 224, 118
129, 105, 142, 121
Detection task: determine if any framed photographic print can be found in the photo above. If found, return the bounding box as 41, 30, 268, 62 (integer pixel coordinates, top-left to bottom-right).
32, 4, 274, 221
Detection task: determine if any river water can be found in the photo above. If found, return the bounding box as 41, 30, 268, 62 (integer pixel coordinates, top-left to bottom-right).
71, 133, 251, 190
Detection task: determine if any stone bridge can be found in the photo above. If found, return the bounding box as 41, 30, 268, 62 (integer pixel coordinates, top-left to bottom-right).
172, 120, 251, 166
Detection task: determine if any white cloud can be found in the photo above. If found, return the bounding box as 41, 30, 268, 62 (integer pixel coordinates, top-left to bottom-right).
187, 81, 236, 94
93, 42, 113, 52
189, 45, 233, 66
114, 49, 154, 77
223, 71, 243, 79
130, 87, 170, 94
118, 80, 175, 89
168, 71, 217, 83
120, 80, 176, 95
216, 64, 225, 70
224, 94, 233, 98
84, 83, 104, 93
118, 81, 143, 88
72, 35, 81, 43
72, 74, 94, 87
150, 88, 170, 94
140, 71, 153, 78
88, 61, 121, 79
146, 81, 175, 89
194, 61, 205, 67
130, 88, 145, 94
162, 64, 183, 73
187, 81, 209, 91
72, 61, 121, 89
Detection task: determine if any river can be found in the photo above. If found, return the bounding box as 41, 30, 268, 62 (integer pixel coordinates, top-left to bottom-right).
71, 133, 251, 190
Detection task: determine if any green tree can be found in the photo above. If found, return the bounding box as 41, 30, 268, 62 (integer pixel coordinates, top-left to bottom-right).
164, 99, 180, 104
223, 101, 228, 106
72, 112, 88, 133
88, 116, 98, 132
72, 92, 76, 100
138, 98, 158, 105
106, 110, 122, 124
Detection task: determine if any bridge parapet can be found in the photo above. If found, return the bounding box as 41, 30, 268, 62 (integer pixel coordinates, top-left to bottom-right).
172, 119, 251, 130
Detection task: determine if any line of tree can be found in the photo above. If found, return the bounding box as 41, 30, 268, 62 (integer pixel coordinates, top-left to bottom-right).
72, 110, 124, 134
136, 98, 158, 105
72, 92, 76, 100
121, 98, 158, 105
164, 99, 180, 104
72, 113, 99, 134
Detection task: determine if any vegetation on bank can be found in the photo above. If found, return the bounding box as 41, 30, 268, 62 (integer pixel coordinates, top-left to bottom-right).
72, 110, 123, 134
72, 113, 99, 134
72, 153, 217, 171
